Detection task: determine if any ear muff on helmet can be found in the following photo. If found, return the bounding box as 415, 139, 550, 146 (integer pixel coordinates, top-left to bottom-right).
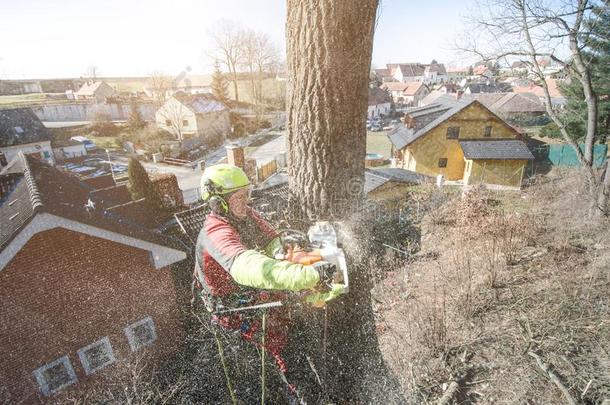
208, 195, 229, 216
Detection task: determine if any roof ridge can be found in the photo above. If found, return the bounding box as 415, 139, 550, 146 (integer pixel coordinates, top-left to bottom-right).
19, 152, 43, 211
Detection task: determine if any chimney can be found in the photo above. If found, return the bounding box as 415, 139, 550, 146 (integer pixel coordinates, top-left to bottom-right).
226, 144, 245, 170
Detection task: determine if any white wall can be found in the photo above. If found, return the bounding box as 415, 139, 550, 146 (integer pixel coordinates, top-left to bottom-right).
53, 144, 87, 160
1, 141, 54, 164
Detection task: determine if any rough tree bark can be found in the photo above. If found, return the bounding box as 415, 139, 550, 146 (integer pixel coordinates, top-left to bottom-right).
286, 0, 375, 220
286, 1, 404, 402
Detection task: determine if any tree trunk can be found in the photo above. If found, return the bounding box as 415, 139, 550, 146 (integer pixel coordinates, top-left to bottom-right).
229, 62, 240, 102
286, 1, 403, 402
286, 0, 377, 220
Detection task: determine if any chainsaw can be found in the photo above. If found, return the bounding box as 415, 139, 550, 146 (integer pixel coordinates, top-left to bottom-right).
215, 221, 349, 314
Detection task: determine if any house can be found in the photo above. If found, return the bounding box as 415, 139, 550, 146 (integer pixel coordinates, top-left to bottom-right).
155, 93, 230, 143
461, 92, 547, 120
447, 67, 470, 83
74, 81, 116, 103
0, 108, 54, 166
0, 153, 186, 401
387, 100, 534, 188
382, 82, 430, 106
384, 63, 448, 84
51, 139, 87, 161
368, 87, 393, 118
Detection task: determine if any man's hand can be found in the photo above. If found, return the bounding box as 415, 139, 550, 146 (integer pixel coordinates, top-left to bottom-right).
311, 261, 337, 290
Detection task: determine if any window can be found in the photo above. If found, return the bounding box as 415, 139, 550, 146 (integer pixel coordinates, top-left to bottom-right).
438, 158, 448, 168
165, 119, 171, 126
125, 317, 157, 352
484, 125, 493, 137
77, 337, 115, 375
182, 119, 189, 126
33, 356, 77, 396
446, 127, 460, 139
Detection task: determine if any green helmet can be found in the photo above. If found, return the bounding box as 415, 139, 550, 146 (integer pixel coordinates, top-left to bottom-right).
201, 164, 250, 201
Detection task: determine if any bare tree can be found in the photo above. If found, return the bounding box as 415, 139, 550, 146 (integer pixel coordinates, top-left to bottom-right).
84, 65, 99, 80
458, 0, 610, 214
148, 72, 173, 106
239, 28, 259, 108
240, 29, 280, 114
157, 99, 190, 142
209, 20, 244, 103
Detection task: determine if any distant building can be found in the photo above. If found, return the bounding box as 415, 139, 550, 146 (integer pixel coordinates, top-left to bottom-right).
0, 108, 54, 166
368, 87, 393, 118
382, 82, 430, 106
155, 93, 230, 144
74, 81, 116, 103
0, 153, 186, 401
378, 63, 448, 84
446, 67, 469, 83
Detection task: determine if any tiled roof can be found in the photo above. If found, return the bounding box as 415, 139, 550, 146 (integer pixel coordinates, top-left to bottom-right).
0, 153, 182, 253
420, 91, 458, 107
382, 82, 409, 92
173, 93, 227, 114
0, 108, 51, 147
462, 92, 546, 114
459, 140, 534, 160
465, 82, 512, 94
512, 78, 563, 99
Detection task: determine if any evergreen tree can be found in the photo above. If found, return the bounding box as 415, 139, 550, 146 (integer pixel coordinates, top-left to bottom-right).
127, 158, 164, 215
543, 4, 610, 141
128, 101, 146, 130
211, 60, 230, 106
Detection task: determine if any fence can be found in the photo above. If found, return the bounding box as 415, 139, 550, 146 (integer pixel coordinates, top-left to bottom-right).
531, 143, 608, 167
257, 160, 278, 183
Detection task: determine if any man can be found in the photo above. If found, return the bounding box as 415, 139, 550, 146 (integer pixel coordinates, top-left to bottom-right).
194, 164, 334, 385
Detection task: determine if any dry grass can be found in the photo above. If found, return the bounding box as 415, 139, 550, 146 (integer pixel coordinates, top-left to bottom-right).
374, 169, 610, 404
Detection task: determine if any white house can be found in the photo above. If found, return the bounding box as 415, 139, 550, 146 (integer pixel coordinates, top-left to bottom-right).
383, 63, 447, 85
382, 82, 430, 106
155, 93, 231, 144
0, 108, 54, 166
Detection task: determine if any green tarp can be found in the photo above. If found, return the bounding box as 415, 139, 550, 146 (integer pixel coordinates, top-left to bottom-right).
532, 144, 608, 167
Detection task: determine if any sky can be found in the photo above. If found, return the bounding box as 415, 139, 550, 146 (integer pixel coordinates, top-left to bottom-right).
0, 0, 477, 80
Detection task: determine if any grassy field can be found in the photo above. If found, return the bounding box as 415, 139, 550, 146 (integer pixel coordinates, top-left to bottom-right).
367, 131, 392, 157
0, 93, 62, 106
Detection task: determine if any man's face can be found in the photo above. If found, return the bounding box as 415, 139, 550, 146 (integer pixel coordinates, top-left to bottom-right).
227, 187, 250, 218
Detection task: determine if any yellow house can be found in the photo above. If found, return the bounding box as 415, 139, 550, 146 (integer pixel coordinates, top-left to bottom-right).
388, 100, 534, 188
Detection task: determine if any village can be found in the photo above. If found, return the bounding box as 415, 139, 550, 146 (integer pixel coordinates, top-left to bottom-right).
1, 1, 609, 404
